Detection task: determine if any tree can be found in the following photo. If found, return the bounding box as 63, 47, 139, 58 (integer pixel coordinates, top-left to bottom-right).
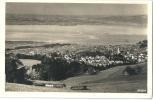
5, 54, 26, 83
137, 40, 147, 48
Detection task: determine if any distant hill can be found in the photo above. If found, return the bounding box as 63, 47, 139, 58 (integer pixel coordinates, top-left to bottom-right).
6, 14, 147, 27
5, 40, 71, 50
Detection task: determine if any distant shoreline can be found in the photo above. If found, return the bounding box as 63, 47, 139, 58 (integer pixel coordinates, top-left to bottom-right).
6, 14, 147, 27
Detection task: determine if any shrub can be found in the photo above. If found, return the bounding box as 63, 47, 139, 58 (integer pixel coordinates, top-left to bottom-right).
123, 66, 142, 76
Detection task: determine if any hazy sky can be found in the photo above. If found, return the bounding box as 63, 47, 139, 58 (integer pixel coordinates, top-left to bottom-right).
6, 3, 147, 16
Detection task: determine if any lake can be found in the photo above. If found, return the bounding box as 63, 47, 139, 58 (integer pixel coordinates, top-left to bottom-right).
20, 59, 41, 67
6, 25, 147, 45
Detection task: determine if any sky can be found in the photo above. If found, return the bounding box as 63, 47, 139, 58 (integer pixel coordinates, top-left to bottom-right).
6, 3, 147, 16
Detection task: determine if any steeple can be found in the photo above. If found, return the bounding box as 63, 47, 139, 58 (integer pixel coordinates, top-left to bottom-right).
117, 47, 120, 54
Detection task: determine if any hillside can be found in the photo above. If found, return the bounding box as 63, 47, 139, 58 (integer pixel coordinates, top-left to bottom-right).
6, 62, 147, 92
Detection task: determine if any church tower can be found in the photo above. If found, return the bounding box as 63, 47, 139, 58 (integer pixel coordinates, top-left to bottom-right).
117, 47, 120, 54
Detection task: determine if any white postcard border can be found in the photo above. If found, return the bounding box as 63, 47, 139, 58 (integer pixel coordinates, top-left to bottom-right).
0, 0, 152, 98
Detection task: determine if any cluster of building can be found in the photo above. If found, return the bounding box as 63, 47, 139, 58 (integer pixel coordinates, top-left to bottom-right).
79, 56, 110, 67
9, 44, 147, 69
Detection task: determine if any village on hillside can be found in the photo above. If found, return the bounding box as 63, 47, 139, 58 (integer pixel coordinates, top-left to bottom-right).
5, 40, 147, 90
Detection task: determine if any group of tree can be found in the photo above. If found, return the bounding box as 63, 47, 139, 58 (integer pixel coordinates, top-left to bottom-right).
5, 53, 26, 83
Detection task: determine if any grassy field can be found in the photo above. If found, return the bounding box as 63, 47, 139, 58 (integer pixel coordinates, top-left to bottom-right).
5, 62, 147, 93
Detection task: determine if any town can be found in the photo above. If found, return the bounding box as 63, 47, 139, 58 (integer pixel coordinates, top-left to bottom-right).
6, 40, 147, 83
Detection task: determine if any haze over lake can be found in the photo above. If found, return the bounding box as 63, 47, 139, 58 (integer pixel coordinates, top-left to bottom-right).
6, 25, 147, 45
6, 3, 147, 45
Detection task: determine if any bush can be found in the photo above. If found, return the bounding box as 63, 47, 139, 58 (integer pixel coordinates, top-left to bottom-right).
137, 40, 147, 48
123, 66, 142, 76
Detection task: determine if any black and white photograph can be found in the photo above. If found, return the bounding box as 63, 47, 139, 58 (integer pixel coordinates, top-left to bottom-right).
2, 0, 152, 98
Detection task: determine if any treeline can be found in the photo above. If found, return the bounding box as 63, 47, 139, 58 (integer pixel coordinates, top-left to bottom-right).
36, 58, 87, 81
